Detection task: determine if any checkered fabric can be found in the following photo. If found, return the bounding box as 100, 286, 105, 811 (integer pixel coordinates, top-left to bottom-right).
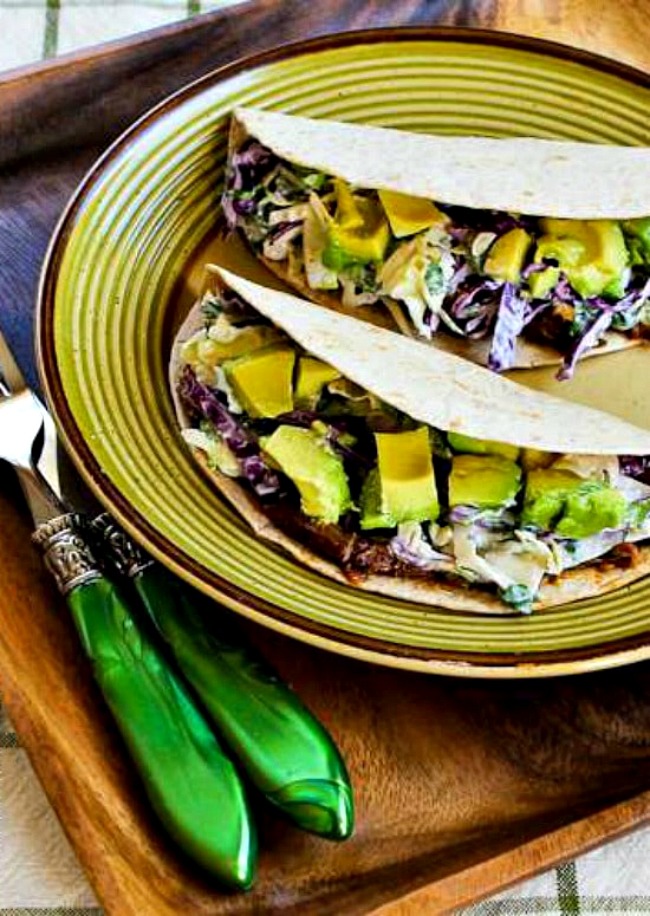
1, 3, 649, 912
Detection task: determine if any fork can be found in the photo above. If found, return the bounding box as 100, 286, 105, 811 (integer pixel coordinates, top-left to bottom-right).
0, 329, 257, 888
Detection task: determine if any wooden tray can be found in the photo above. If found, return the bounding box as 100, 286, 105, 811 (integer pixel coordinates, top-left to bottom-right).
1, 4, 650, 913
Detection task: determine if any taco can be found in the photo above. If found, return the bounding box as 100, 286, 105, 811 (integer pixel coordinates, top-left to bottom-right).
170, 266, 650, 615
222, 108, 650, 379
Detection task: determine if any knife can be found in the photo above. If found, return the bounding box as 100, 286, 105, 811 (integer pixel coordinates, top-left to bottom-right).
0, 329, 257, 889
90, 513, 354, 840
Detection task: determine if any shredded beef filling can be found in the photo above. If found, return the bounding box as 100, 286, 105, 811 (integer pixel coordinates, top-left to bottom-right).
264, 504, 439, 580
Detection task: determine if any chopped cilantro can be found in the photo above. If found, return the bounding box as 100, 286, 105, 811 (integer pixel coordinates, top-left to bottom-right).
500, 584, 534, 614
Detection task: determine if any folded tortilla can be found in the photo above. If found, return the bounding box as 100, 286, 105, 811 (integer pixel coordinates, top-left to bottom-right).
170, 266, 650, 615
225, 108, 650, 372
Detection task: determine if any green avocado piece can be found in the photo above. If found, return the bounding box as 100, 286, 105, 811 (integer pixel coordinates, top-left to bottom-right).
555, 483, 628, 538
528, 266, 560, 300
534, 234, 586, 268
322, 189, 390, 271
448, 454, 521, 509
360, 427, 439, 530
522, 468, 628, 537
295, 357, 340, 409
224, 343, 295, 419
484, 228, 532, 284
447, 431, 520, 462
521, 469, 583, 530
261, 426, 351, 524
536, 218, 628, 299
359, 468, 392, 530
622, 217, 650, 267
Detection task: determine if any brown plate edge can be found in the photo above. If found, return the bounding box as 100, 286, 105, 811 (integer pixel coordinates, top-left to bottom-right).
36, 26, 650, 679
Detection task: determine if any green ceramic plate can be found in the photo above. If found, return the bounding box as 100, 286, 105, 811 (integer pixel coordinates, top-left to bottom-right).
38, 30, 650, 677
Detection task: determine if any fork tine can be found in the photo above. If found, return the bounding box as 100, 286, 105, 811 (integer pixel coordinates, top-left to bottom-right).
0, 327, 27, 393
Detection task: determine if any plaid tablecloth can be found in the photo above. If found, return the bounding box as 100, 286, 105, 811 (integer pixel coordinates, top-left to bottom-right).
1, 2, 650, 912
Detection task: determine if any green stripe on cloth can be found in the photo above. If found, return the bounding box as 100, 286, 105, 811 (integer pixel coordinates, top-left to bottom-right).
187, 0, 200, 15
557, 863, 580, 915
43, 0, 60, 58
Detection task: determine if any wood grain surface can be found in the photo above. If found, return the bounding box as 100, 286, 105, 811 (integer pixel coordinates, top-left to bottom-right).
1, 2, 650, 913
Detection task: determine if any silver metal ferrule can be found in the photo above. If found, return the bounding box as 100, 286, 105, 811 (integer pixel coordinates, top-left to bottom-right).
32, 513, 101, 595
90, 513, 153, 579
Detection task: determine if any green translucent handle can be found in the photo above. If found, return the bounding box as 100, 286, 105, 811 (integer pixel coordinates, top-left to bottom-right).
133, 566, 354, 840
67, 575, 257, 888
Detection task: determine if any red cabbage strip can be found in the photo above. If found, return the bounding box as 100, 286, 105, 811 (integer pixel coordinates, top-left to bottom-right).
556, 310, 614, 381
177, 366, 282, 497
488, 283, 526, 372
620, 456, 650, 480
222, 141, 276, 229
448, 278, 500, 338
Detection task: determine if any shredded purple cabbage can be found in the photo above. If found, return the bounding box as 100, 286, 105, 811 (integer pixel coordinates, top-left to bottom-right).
177, 366, 283, 497
389, 530, 452, 570
556, 308, 614, 380
488, 283, 526, 372
448, 278, 500, 338
228, 141, 274, 191
448, 226, 472, 243
447, 261, 471, 293
552, 276, 575, 302
267, 219, 303, 241
222, 141, 276, 229
448, 505, 479, 524
620, 456, 650, 480
440, 206, 533, 235
273, 408, 321, 427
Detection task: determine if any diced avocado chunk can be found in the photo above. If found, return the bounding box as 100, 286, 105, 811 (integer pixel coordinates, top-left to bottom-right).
623, 217, 650, 266
449, 454, 521, 509
448, 431, 519, 462
484, 228, 532, 284
360, 427, 439, 529
528, 266, 560, 300
536, 219, 628, 299
295, 357, 340, 408
261, 425, 351, 523
555, 484, 628, 538
377, 189, 448, 238
535, 234, 586, 267
323, 183, 390, 270
359, 468, 391, 530
522, 469, 583, 530
224, 343, 295, 418
332, 178, 364, 230
522, 468, 628, 537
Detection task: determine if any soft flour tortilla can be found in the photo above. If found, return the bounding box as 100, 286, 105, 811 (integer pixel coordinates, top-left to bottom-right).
170, 266, 650, 614
231, 108, 650, 219
229, 107, 649, 368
